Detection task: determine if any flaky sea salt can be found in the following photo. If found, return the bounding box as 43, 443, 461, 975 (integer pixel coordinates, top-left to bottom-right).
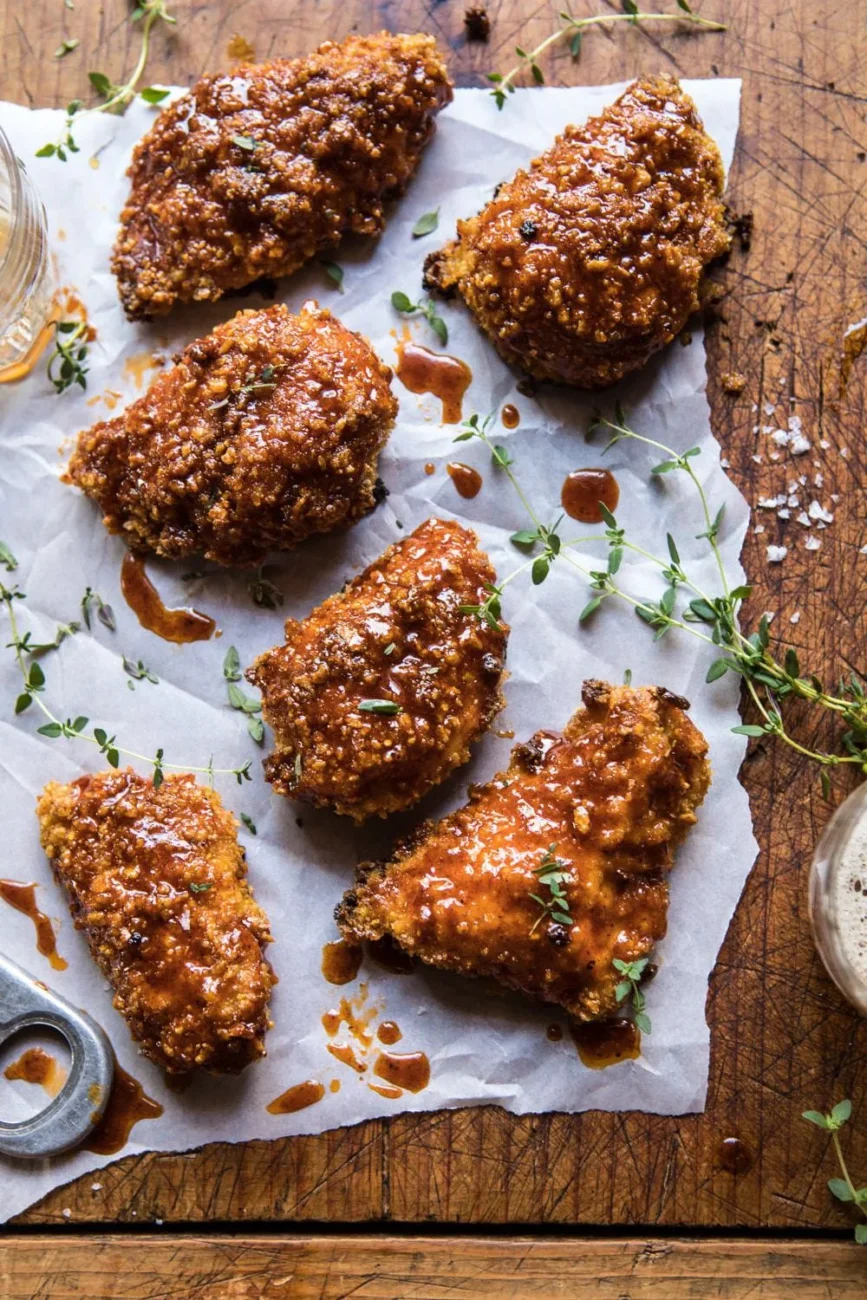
805, 536, 822, 551
808, 501, 834, 523
767, 545, 787, 563
790, 611, 801, 624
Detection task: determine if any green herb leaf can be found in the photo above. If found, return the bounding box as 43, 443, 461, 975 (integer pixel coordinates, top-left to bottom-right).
321, 260, 344, 291
240, 812, 257, 835
358, 699, 401, 716
831, 1099, 853, 1128
231, 134, 259, 151
412, 209, 439, 238
391, 291, 414, 313
37, 723, 62, 738
706, 658, 729, 683
88, 71, 112, 96
511, 529, 538, 547
828, 1178, 854, 1203
732, 724, 766, 737
430, 313, 448, 346
189, 881, 211, 894
531, 555, 550, 585
855, 1224, 867, 1245
54, 38, 79, 58
0, 542, 17, 572
140, 85, 170, 104
223, 645, 242, 682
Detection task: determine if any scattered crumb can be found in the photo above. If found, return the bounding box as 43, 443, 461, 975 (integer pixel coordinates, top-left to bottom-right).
464, 6, 491, 40
721, 371, 747, 394
767, 545, 787, 563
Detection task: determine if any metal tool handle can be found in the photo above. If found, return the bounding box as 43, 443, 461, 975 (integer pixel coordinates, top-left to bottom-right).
0, 952, 114, 1158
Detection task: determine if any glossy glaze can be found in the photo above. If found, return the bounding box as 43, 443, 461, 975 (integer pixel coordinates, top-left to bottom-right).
120, 554, 216, 644
0, 879, 67, 971
85, 1062, 163, 1155
396, 341, 471, 424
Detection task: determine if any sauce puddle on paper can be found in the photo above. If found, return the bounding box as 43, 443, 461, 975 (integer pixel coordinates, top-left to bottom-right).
0, 879, 67, 970
85, 1062, 163, 1155
570, 1018, 640, 1069
446, 462, 482, 499
561, 468, 620, 524
4, 1047, 66, 1097
121, 553, 216, 644
373, 1049, 430, 1094
396, 341, 471, 424
376, 1021, 402, 1046
266, 1080, 325, 1115
321, 940, 363, 986
501, 403, 520, 429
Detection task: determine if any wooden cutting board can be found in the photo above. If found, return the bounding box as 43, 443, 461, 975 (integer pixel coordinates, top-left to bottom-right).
1, 0, 865, 1252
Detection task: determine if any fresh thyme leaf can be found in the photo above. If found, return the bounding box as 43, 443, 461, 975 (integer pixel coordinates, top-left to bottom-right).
613, 956, 652, 1034
384, 642, 397, 656
88, 71, 114, 97
622, 0, 639, 22
390, 291, 449, 345
320, 260, 344, 291
247, 567, 283, 609
223, 645, 242, 682
391, 291, 414, 312
231, 134, 259, 150
240, 812, 257, 835
55, 38, 79, 57
122, 656, 158, 684
0, 542, 18, 572
81, 587, 115, 631
189, 881, 211, 894
529, 844, 573, 936
802, 1100, 867, 1243
412, 209, 440, 238
358, 698, 401, 715
140, 85, 170, 103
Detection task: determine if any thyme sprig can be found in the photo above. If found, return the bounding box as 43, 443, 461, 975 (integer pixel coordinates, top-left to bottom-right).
803, 1101, 867, 1244
455, 410, 867, 792
488, 1, 726, 108
223, 645, 264, 743
529, 844, 573, 936
613, 957, 652, 1034
1, 575, 251, 787
36, 0, 174, 161
391, 292, 448, 347
47, 321, 89, 394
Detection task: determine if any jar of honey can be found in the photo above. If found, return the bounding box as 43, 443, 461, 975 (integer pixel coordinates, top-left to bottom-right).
0, 125, 55, 381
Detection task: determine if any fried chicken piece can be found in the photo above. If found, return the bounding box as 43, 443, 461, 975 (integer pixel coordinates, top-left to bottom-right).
113, 33, 453, 319
248, 518, 508, 821
337, 681, 710, 1021
37, 770, 276, 1074
425, 75, 730, 389
64, 303, 397, 567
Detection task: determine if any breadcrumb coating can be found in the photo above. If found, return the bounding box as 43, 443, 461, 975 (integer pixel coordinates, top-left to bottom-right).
337, 681, 710, 1021
65, 303, 397, 567
249, 518, 508, 821
37, 770, 275, 1074
113, 32, 453, 318
425, 75, 730, 389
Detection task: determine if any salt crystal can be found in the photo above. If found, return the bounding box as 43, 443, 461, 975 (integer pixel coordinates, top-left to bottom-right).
796, 512, 811, 527
777, 508, 791, 519
720, 456, 730, 468
790, 611, 801, 624
808, 501, 833, 523
820, 439, 830, 450
790, 435, 810, 454
764, 402, 776, 415
91, 1183, 103, 1192
62, 1209, 71, 1220
814, 472, 823, 486
753, 524, 766, 534
767, 545, 787, 563
751, 453, 763, 464
805, 536, 822, 551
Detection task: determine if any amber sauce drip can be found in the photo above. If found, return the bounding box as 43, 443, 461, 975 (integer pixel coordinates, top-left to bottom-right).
396, 342, 471, 424
561, 469, 620, 524
367, 936, 415, 974
321, 940, 363, 986
4, 1047, 66, 1097
327, 1043, 366, 1074
424, 462, 436, 476
373, 1050, 430, 1094
546, 1024, 563, 1043
368, 1083, 403, 1100
570, 1019, 640, 1069
501, 403, 520, 429
446, 463, 483, 499
376, 1021, 402, 1046
266, 1080, 325, 1115
0, 880, 67, 971
717, 1137, 755, 1174
85, 1062, 163, 1155
121, 553, 215, 644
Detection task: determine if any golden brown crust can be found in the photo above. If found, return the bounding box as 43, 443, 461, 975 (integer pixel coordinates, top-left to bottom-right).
426, 75, 730, 389
36, 770, 276, 1074
64, 303, 397, 567
337, 681, 710, 1020
112, 32, 453, 318
248, 517, 509, 821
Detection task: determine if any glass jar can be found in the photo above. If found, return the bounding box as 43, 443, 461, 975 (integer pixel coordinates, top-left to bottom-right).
0, 125, 55, 381
809, 782, 867, 1016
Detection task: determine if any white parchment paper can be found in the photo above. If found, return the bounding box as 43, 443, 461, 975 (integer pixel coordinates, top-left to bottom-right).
0, 81, 755, 1223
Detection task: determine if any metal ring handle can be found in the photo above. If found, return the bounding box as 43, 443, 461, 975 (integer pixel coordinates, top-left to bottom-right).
0, 952, 114, 1158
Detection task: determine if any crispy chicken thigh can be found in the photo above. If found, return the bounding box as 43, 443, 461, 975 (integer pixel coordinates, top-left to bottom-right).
248, 518, 508, 821
425, 75, 730, 389
65, 303, 397, 566
113, 33, 453, 318
337, 681, 710, 1021
37, 770, 275, 1074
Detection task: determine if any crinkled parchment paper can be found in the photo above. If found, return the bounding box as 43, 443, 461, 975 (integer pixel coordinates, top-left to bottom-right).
0, 80, 754, 1223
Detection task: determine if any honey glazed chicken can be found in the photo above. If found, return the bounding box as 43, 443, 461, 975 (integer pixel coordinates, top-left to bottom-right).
425, 75, 730, 389
337, 682, 710, 1021
113, 32, 453, 318
37, 770, 276, 1074
249, 518, 508, 821
64, 302, 397, 567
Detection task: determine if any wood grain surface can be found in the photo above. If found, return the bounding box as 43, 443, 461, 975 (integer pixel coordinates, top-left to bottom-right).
2, 1233, 867, 1298
1, 0, 866, 1237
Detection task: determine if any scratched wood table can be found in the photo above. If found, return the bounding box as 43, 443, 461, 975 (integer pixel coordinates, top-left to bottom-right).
1, 0, 866, 1295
